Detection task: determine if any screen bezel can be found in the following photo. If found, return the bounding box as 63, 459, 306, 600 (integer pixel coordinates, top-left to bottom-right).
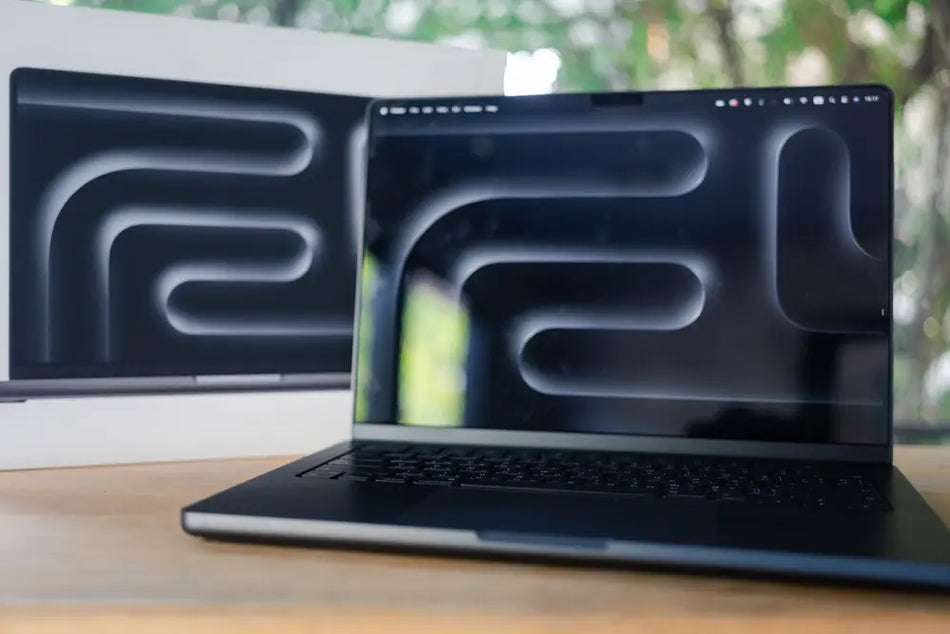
352, 85, 894, 464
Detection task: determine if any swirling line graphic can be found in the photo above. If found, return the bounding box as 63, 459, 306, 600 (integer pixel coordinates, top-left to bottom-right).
95, 206, 352, 361
365, 128, 711, 416
16, 87, 323, 361
450, 245, 719, 399
764, 123, 887, 334
392, 125, 710, 283
449, 244, 715, 305
450, 244, 878, 406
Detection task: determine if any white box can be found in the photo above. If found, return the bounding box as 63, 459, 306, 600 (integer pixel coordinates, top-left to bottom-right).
0, 0, 505, 469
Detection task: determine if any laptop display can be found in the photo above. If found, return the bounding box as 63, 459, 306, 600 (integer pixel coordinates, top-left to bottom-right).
9, 68, 366, 384
356, 87, 892, 445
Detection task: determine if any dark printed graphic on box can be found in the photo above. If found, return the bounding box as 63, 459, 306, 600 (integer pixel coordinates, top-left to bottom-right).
10, 68, 368, 381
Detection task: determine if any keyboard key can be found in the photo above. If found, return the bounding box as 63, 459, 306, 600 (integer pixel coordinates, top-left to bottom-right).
349, 466, 382, 477
301, 469, 343, 479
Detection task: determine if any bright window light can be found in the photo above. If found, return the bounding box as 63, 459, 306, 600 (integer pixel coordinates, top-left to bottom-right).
504, 48, 562, 96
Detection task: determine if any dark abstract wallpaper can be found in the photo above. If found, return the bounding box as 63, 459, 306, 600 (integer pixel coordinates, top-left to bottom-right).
358, 89, 892, 445
10, 68, 368, 379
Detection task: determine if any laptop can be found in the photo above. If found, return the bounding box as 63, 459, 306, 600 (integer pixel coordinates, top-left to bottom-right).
4, 67, 366, 399
183, 85, 950, 588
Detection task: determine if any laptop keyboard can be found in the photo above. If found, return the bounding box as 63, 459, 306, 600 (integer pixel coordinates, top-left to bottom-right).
299, 443, 892, 512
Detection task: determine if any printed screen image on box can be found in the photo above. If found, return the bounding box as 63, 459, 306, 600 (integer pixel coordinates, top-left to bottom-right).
9, 68, 367, 382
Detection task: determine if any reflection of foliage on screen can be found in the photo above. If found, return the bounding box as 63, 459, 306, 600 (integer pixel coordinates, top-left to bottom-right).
354, 253, 377, 422
398, 275, 468, 427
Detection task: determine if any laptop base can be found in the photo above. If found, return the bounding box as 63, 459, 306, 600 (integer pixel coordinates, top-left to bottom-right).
183, 441, 950, 589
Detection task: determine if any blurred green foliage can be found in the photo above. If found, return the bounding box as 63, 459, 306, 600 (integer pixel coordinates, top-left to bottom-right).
397, 275, 469, 427
36, 0, 950, 435
353, 253, 377, 422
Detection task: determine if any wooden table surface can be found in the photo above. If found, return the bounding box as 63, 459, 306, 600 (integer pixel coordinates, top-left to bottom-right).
1, 447, 949, 633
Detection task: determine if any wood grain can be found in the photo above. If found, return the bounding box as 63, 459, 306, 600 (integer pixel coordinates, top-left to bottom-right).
0, 447, 948, 633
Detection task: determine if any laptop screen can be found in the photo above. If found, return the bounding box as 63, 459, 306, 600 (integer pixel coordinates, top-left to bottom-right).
357, 87, 892, 446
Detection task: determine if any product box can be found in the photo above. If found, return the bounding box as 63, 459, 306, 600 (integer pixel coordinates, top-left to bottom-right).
0, 0, 505, 468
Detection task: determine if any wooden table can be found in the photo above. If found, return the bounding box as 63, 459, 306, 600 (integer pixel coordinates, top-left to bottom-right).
1, 447, 948, 633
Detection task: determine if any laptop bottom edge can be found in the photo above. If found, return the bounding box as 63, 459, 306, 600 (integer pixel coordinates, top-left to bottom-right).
181, 510, 950, 590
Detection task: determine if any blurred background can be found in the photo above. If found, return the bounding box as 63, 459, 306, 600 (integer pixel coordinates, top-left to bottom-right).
31, 0, 950, 443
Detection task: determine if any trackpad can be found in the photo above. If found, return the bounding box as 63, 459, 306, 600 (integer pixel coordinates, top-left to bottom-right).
397, 488, 716, 543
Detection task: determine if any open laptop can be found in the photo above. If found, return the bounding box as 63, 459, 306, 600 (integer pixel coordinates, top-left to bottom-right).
4, 68, 365, 399
183, 85, 950, 588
